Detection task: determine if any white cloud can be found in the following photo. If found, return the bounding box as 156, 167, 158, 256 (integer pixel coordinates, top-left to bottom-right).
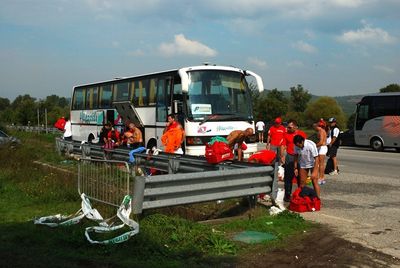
158, 34, 217, 57
338, 24, 396, 45
329, 0, 364, 8
127, 49, 145, 57
292, 41, 318, 53
373, 65, 395, 74
247, 57, 268, 68
287, 60, 305, 67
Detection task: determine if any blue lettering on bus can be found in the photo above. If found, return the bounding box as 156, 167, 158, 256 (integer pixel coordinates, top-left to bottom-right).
80, 111, 98, 124
216, 126, 234, 132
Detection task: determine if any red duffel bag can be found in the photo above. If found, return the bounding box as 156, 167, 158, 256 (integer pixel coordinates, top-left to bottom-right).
205, 141, 234, 164
248, 149, 276, 165
289, 187, 321, 213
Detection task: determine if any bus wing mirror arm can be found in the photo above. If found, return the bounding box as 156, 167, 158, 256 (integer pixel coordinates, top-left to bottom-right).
245, 70, 264, 92
179, 68, 189, 93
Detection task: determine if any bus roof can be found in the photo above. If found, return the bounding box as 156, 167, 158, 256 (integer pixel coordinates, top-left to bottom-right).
357, 92, 400, 104
362, 92, 400, 97
73, 65, 247, 89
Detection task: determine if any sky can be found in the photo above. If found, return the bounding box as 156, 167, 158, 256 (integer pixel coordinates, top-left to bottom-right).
0, 0, 399, 101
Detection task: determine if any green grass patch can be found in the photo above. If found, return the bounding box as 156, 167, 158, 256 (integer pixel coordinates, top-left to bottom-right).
0, 132, 315, 267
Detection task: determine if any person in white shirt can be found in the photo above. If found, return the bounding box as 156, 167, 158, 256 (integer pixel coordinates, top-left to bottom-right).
327, 117, 340, 175
255, 120, 265, 143
63, 117, 72, 141
293, 134, 320, 198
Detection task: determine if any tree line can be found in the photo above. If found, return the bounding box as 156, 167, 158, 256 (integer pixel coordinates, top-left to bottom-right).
251, 83, 400, 130
0, 95, 69, 127
0, 83, 398, 129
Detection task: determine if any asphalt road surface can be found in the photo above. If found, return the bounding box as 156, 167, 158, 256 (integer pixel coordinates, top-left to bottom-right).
302, 146, 400, 259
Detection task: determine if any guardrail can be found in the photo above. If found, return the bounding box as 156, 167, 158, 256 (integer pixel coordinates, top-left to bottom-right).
76, 157, 276, 215
7, 125, 60, 134
131, 165, 274, 214
58, 137, 278, 214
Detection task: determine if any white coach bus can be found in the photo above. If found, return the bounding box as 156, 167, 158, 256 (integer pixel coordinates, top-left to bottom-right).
69, 64, 264, 157
354, 92, 400, 151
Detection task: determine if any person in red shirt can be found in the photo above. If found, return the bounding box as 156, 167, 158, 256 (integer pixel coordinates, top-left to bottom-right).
107, 127, 121, 147
266, 117, 286, 162
281, 119, 306, 202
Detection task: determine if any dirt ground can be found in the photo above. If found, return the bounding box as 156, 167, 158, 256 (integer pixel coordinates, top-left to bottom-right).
237, 225, 400, 268
156, 201, 400, 268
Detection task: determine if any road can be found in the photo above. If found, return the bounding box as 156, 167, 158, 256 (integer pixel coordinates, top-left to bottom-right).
302, 146, 400, 258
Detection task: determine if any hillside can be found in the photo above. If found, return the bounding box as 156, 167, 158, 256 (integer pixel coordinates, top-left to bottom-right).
334, 95, 363, 115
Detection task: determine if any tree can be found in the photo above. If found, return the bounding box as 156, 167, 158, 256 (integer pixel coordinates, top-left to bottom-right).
379, 84, 400, 93
11, 94, 37, 125
253, 89, 288, 123
304, 97, 347, 128
289, 84, 311, 112
347, 113, 356, 129
0, 97, 10, 111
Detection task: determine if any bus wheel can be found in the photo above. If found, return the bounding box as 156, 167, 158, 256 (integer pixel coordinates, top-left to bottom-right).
370, 138, 383, 151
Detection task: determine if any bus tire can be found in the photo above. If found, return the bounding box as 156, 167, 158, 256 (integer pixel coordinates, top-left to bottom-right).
370, 137, 383, 151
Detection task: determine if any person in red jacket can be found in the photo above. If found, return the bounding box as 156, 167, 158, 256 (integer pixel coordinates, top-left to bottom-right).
267, 117, 286, 162
281, 119, 307, 202
161, 114, 185, 154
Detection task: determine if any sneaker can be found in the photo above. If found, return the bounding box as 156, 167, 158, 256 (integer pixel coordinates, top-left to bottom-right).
329, 170, 338, 175
318, 179, 326, 185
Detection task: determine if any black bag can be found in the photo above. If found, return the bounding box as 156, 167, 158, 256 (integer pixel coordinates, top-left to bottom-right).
325, 157, 334, 174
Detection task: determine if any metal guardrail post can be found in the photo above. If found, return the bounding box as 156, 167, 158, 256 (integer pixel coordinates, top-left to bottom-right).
132, 176, 146, 214
81, 143, 91, 158
271, 161, 279, 200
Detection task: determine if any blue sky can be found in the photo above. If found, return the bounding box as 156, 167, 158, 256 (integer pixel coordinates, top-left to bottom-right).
0, 0, 399, 101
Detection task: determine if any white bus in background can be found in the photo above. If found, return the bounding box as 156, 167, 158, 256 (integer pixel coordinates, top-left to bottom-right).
70, 64, 264, 157
354, 92, 400, 151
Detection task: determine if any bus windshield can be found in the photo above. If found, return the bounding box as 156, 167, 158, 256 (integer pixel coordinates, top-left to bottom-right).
186, 70, 252, 121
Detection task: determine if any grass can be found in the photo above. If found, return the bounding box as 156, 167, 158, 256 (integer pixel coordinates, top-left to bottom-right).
0, 131, 316, 267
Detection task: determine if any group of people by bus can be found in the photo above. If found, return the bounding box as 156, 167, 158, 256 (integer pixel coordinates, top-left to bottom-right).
97, 113, 185, 155
98, 121, 144, 150
230, 116, 340, 202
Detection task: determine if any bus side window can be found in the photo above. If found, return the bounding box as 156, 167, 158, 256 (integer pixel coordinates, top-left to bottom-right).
85, 87, 98, 109
72, 88, 85, 110
133, 79, 149, 107
149, 79, 156, 105
114, 82, 130, 101
156, 79, 167, 122
100, 85, 112, 108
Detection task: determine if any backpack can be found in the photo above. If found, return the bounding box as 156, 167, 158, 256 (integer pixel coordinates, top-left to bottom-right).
54, 117, 66, 131
289, 187, 321, 213
205, 140, 234, 164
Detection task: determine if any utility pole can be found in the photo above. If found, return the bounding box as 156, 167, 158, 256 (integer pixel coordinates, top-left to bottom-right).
37, 108, 40, 133
45, 108, 48, 134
